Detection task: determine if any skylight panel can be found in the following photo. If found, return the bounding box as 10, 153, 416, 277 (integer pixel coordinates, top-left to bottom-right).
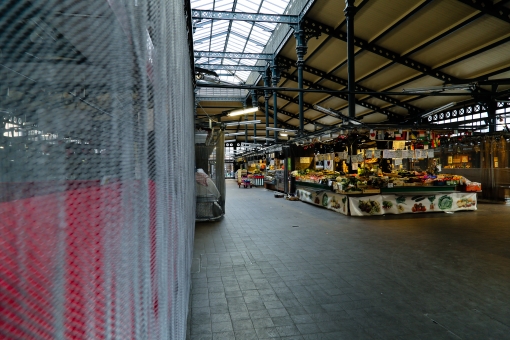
223, 59, 239, 65
241, 59, 258, 66
244, 40, 263, 52
214, 0, 233, 9
260, 0, 288, 14
236, 71, 251, 80
192, 0, 291, 85
249, 29, 271, 42
190, 0, 214, 9
237, 1, 262, 12
226, 40, 246, 51
233, 20, 253, 31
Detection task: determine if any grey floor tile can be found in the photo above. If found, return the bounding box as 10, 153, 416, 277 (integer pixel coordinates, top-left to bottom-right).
210, 311, 231, 323
295, 323, 321, 335
255, 327, 280, 338
190, 334, 213, 340
252, 317, 275, 328
212, 331, 235, 340
230, 311, 250, 320
232, 318, 254, 332
268, 307, 290, 317
249, 309, 271, 319
291, 314, 314, 324
211, 320, 233, 333
193, 182, 510, 340
191, 322, 212, 335
272, 316, 295, 326
276, 325, 301, 337
233, 329, 259, 340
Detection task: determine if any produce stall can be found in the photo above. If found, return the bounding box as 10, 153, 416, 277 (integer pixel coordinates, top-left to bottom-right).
293, 169, 480, 216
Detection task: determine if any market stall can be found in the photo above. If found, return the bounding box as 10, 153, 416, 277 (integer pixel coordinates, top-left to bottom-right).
296, 177, 479, 216
290, 132, 481, 216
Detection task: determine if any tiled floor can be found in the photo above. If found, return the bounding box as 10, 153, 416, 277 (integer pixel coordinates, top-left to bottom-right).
190, 180, 510, 339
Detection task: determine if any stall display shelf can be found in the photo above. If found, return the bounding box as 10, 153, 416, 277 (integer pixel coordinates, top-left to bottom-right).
295, 181, 331, 190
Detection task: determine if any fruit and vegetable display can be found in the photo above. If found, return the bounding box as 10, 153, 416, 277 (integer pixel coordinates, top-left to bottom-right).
291, 169, 340, 184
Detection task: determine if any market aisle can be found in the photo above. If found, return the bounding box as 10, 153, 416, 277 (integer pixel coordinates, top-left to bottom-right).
190, 180, 510, 340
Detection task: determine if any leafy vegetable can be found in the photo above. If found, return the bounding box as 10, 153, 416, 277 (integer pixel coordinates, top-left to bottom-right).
396, 196, 406, 204
438, 195, 453, 210
383, 201, 393, 209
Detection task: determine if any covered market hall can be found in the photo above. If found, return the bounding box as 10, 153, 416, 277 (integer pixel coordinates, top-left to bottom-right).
1, 0, 510, 339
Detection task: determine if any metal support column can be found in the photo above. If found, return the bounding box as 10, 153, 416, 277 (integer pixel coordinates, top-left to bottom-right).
344, 0, 356, 118
243, 101, 248, 143
488, 84, 498, 133
294, 24, 307, 134
264, 70, 271, 144
252, 91, 258, 143
271, 59, 281, 144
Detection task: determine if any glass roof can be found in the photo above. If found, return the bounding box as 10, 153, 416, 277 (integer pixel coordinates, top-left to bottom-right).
191, 0, 291, 84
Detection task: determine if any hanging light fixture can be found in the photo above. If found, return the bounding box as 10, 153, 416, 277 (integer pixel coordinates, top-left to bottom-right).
224, 120, 261, 126
227, 107, 259, 117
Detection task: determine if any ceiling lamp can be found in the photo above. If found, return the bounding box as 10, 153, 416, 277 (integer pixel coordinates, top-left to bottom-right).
265, 127, 298, 133
402, 84, 475, 93
224, 139, 237, 143
227, 107, 259, 117
225, 132, 245, 136
224, 120, 261, 126
313, 105, 364, 126
252, 137, 274, 140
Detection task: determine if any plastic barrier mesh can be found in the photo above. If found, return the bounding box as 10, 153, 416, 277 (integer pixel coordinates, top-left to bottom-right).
0, 1, 195, 339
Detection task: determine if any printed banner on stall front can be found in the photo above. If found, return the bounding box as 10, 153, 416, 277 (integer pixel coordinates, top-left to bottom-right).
297, 189, 349, 215
349, 195, 384, 216
296, 189, 315, 204
352, 192, 477, 216
324, 192, 349, 215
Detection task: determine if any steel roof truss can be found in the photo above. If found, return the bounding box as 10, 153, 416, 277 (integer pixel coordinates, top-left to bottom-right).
302, 18, 461, 83
455, 0, 510, 25
192, 10, 299, 24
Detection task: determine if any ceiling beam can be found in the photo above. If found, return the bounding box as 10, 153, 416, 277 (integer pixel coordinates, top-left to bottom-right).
196, 64, 267, 72
279, 71, 401, 120
195, 51, 273, 60
270, 95, 328, 128
370, 0, 434, 45
277, 56, 421, 114
302, 17, 461, 83
261, 107, 296, 130
455, 0, 510, 25
191, 10, 299, 24
355, 12, 484, 85
196, 96, 246, 102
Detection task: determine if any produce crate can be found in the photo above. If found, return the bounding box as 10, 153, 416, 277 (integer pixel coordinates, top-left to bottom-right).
466, 182, 481, 192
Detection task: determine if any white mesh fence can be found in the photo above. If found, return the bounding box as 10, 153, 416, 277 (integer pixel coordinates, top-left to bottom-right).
0, 1, 195, 339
